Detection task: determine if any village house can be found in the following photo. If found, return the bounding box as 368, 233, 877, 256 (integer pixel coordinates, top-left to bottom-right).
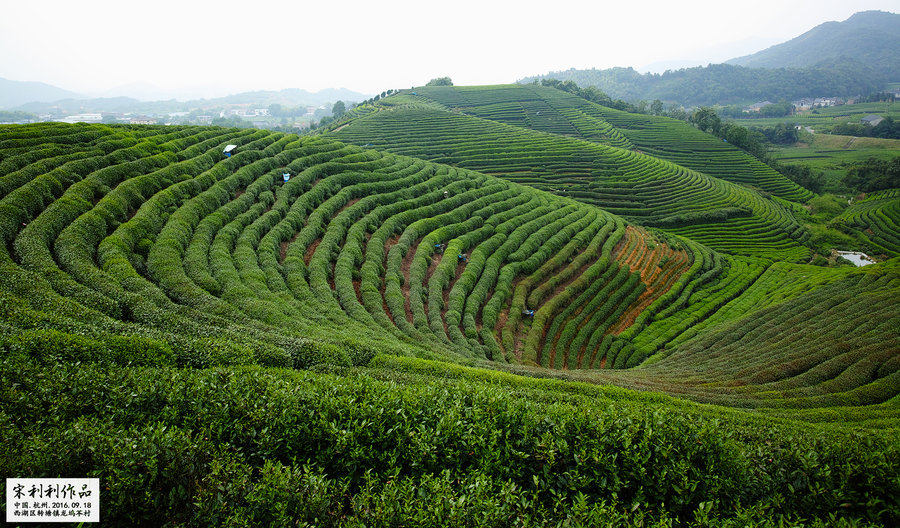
813, 97, 843, 107
792, 98, 815, 111
860, 114, 884, 126
744, 101, 774, 113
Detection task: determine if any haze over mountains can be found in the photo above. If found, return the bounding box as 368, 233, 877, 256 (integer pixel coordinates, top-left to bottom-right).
0, 77, 83, 108
0, 77, 373, 112
2, 10, 896, 112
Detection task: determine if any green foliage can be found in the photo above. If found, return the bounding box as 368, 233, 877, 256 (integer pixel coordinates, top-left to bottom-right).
755, 122, 799, 145
332, 100, 346, 119
2, 356, 898, 526
843, 155, 900, 192
808, 194, 845, 219
426, 77, 454, 87
831, 116, 900, 139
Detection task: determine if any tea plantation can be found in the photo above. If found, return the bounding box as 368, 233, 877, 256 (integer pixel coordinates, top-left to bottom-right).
1, 106, 898, 526
329, 90, 811, 262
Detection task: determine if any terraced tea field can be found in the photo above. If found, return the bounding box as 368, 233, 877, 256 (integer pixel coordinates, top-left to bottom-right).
833, 189, 900, 258
329, 102, 811, 262
0, 122, 757, 373
2, 121, 896, 407
1, 113, 898, 525
411, 84, 813, 202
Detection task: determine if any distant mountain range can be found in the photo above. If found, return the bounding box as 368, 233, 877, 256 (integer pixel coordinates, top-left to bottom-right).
520, 10, 898, 107
1, 77, 371, 113
0, 78, 84, 109
726, 10, 899, 76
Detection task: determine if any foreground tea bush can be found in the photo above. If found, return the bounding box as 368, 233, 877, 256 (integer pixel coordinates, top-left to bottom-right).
0, 355, 896, 526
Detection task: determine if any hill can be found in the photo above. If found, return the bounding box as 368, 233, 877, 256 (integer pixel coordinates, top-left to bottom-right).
329, 85, 811, 261
0, 77, 83, 109
726, 10, 900, 76
1, 118, 898, 524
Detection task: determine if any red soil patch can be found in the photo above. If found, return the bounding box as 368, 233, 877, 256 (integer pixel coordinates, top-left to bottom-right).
304, 239, 321, 266
399, 237, 422, 324
609, 244, 690, 336
334, 198, 360, 218
353, 278, 362, 305
444, 259, 466, 336
383, 234, 400, 266
495, 307, 509, 357
279, 231, 300, 264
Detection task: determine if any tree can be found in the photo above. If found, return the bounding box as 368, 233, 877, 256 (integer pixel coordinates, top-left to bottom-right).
756, 123, 798, 144
426, 77, 453, 86
650, 99, 664, 116
666, 106, 688, 121
777, 163, 825, 194
332, 101, 346, 119
758, 101, 792, 117
690, 107, 721, 135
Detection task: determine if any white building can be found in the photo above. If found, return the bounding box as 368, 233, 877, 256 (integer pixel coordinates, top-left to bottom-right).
57, 113, 103, 124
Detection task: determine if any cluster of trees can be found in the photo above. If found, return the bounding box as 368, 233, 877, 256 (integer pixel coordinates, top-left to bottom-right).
756, 122, 800, 144
425, 77, 453, 86
538, 78, 640, 113
843, 156, 900, 193
211, 115, 255, 128
719, 101, 793, 119
774, 163, 825, 194
358, 89, 398, 107
857, 91, 897, 103
267, 104, 309, 118
691, 107, 800, 148
831, 116, 900, 139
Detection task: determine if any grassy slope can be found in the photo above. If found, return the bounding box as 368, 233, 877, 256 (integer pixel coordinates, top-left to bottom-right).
773, 133, 900, 187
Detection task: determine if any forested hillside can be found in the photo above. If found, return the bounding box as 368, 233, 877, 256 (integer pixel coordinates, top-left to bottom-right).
518, 61, 887, 107
727, 10, 900, 76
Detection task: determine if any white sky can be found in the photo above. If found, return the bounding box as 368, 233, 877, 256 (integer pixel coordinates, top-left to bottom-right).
1, 0, 898, 99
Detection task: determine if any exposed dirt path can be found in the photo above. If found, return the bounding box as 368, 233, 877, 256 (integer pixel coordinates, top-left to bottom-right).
304, 239, 321, 266
443, 260, 466, 336
333, 198, 360, 219
400, 237, 423, 324
279, 231, 300, 264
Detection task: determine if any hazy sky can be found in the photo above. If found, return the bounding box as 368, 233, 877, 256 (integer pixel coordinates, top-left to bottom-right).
1, 0, 898, 99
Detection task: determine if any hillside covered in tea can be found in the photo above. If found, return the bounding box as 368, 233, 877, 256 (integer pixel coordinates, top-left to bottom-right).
1, 83, 898, 525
